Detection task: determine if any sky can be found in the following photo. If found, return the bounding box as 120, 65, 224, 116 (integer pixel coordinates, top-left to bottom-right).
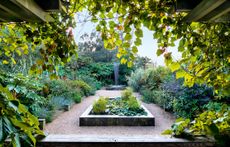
73, 13, 181, 66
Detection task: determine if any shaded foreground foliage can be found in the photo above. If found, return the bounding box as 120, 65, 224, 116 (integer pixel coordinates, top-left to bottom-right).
127, 66, 230, 146
0, 85, 44, 147
0, 0, 229, 146
1, 0, 228, 95
0, 70, 97, 145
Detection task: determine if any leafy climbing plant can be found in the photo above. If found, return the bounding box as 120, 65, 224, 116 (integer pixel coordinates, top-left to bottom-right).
1, 0, 229, 95
0, 70, 47, 114
163, 104, 230, 146
68, 0, 229, 96
0, 6, 78, 78
0, 0, 230, 145
0, 85, 44, 146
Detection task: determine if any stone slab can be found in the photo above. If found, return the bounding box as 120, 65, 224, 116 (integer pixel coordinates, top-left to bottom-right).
38, 135, 215, 147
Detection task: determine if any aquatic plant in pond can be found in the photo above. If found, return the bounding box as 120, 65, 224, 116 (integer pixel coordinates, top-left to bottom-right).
92, 97, 107, 114
91, 97, 147, 116
81, 88, 154, 126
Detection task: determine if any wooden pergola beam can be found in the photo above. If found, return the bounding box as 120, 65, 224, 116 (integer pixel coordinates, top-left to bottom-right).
184, 0, 227, 22
34, 0, 62, 12
0, 8, 20, 22
0, 1, 24, 21
12, 0, 54, 22
0, 0, 54, 22
176, 0, 201, 12
215, 12, 230, 22
200, 1, 230, 22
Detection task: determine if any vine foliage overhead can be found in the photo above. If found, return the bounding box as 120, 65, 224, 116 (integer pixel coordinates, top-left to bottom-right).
1, 0, 229, 95
0, 1, 229, 145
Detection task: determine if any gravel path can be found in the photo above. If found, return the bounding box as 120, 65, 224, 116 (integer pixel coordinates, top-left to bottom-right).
45, 90, 175, 136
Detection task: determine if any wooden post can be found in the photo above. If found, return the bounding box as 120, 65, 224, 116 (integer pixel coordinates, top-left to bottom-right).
39, 118, 46, 130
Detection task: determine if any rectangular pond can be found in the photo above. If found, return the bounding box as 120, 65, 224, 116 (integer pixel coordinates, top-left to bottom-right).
79, 105, 155, 126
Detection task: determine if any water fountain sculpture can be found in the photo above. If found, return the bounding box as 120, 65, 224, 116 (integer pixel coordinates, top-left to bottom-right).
114, 62, 119, 85
105, 62, 125, 90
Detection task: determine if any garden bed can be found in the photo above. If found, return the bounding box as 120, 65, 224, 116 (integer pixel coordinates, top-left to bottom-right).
79, 97, 155, 126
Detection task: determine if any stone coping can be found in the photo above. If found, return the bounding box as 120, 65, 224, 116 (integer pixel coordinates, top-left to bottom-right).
79, 104, 155, 126
81, 104, 154, 118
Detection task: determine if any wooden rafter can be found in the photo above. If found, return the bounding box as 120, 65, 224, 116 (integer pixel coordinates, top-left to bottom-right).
12, 0, 54, 22
0, 0, 24, 21
34, 0, 62, 12
0, 8, 19, 22
200, 1, 230, 22
0, 0, 54, 22
184, 0, 227, 22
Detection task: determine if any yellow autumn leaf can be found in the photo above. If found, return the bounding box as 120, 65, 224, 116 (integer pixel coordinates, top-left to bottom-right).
2, 60, 9, 64
11, 58, 16, 64
127, 61, 133, 67
120, 58, 127, 64
5, 51, 11, 57
24, 49, 29, 55
184, 74, 194, 87
21, 45, 28, 50
117, 53, 122, 59
169, 62, 180, 72
132, 46, 138, 54
176, 70, 186, 79
16, 49, 22, 56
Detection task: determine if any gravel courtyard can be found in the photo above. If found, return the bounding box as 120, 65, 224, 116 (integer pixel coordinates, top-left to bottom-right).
45, 89, 175, 136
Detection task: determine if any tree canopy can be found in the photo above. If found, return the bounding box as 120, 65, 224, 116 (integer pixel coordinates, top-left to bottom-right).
75, 0, 229, 96
1, 0, 229, 95
0, 0, 229, 146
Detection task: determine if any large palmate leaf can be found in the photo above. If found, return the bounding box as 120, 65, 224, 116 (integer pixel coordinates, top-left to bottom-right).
0, 85, 44, 146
